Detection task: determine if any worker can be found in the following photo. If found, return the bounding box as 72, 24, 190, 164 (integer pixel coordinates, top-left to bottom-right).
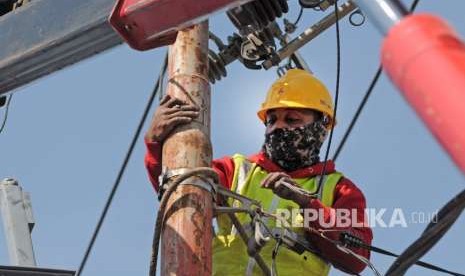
144, 69, 372, 275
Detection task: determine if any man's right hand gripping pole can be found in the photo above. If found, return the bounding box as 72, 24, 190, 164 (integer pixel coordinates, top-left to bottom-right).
145, 94, 200, 143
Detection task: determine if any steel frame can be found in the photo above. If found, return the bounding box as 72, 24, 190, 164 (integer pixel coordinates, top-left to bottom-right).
0, 0, 122, 96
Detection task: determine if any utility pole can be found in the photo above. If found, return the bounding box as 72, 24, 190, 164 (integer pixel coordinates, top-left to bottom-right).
0, 178, 36, 267
161, 21, 213, 275
0, 180, 76, 275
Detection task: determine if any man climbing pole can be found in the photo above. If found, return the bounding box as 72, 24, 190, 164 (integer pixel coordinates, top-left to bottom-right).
145, 69, 373, 275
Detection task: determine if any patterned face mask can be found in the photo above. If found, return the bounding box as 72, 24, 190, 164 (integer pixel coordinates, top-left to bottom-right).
263, 121, 327, 172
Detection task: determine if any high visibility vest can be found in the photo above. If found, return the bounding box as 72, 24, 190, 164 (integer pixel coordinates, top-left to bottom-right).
213, 154, 343, 276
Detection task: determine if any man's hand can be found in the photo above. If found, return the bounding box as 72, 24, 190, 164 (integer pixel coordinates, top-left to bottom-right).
145, 95, 200, 143
261, 172, 314, 207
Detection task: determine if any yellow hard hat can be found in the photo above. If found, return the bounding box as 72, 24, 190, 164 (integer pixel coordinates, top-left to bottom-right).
257, 69, 336, 129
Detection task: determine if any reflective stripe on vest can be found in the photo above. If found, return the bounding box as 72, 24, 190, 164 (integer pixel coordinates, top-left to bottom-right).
213, 154, 343, 276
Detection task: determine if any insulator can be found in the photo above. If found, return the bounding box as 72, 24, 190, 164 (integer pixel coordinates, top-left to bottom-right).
208, 50, 227, 84
261, 27, 275, 45
0, 0, 14, 16
299, 0, 323, 9
339, 232, 364, 248
209, 32, 226, 50
227, 0, 288, 34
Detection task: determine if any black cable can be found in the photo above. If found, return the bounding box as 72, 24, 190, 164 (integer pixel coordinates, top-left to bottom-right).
410, 0, 421, 11
284, 7, 304, 35
332, 0, 421, 161
340, 227, 465, 276
385, 188, 465, 275
318, 0, 341, 187
271, 238, 283, 276
75, 52, 168, 276
378, 244, 464, 276
149, 168, 219, 276
332, 66, 381, 161
314, 229, 375, 276
0, 94, 12, 135
299, 0, 325, 9
293, 7, 304, 26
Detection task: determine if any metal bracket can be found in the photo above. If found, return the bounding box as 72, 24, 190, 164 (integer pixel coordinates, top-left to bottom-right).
262, 1, 357, 69
247, 216, 272, 257
212, 184, 323, 269
213, 185, 262, 216
0, 0, 122, 95
271, 228, 319, 255
158, 167, 217, 200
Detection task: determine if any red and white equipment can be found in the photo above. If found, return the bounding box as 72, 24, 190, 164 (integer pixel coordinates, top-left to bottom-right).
382, 14, 465, 174
109, 0, 252, 50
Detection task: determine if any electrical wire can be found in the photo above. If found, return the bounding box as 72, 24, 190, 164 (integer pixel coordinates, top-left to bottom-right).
305, 227, 378, 276
293, 7, 304, 26
0, 94, 12, 135
271, 238, 283, 276
77, 1, 428, 274
385, 188, 465, 275
299, 0, 326, 10
410, 0, 421, 11
268, 207, 463, 275
149, 168, 219, 276
212, 192, 428, 276
332, 0, 421, 161
284, 7, 304, 35
340, 230, 465, 276
267, 189, 465, 275
75, 52, 168, 276
336, 244, 381, 276
318, 0, 341, 188
332, 66, 381, 161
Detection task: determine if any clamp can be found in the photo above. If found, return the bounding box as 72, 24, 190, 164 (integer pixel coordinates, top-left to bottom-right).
157, 166, 218, 200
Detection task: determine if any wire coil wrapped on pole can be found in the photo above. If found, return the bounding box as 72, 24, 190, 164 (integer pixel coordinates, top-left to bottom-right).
150, 168, 218, 276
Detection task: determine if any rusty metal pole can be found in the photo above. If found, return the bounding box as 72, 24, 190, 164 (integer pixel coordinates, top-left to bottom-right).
161, 21, 213, 275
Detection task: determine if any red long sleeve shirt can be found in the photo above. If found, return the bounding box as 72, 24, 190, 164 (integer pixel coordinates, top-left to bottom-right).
145, 140, 373, 274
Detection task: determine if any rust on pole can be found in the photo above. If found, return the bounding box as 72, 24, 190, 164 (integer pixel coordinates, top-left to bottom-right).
161, 21, 213, 275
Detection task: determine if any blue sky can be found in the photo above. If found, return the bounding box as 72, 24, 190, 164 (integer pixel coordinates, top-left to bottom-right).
0, 0, 464, 275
